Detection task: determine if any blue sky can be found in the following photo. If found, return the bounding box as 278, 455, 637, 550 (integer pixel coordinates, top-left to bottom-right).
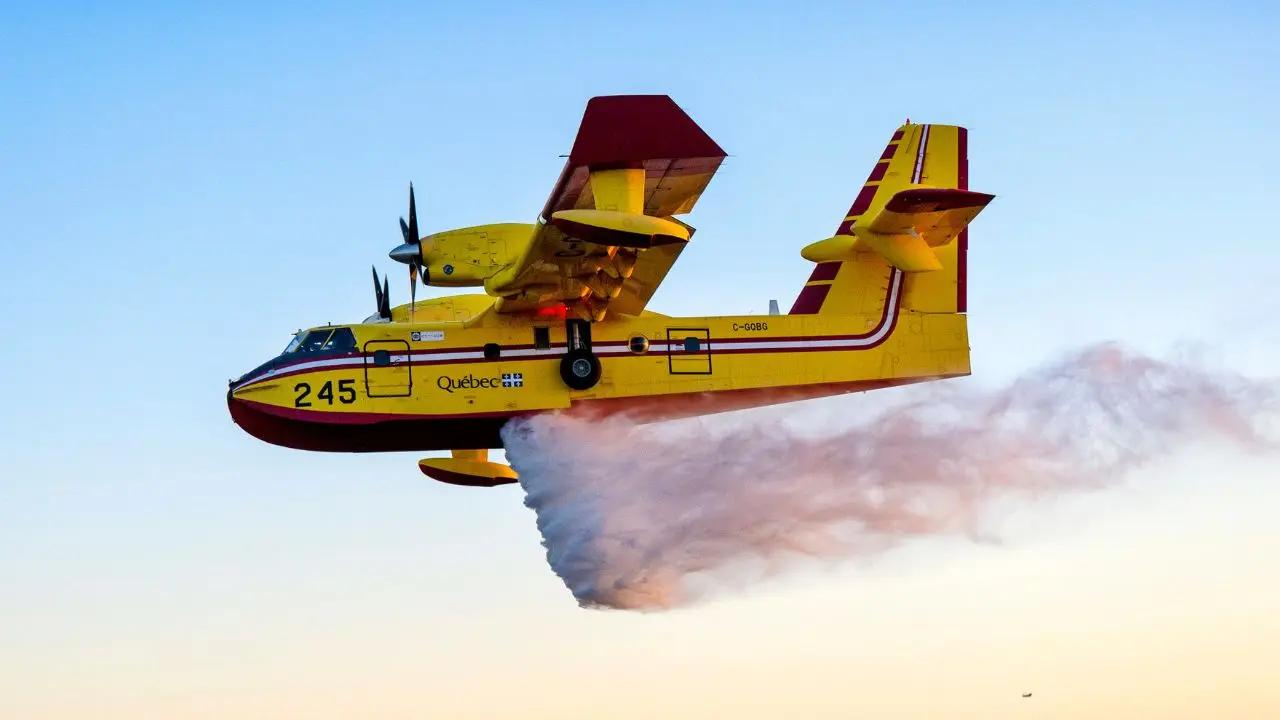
1, 2, 1278, 716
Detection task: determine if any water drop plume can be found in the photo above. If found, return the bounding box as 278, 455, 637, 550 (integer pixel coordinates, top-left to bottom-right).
502, 344, 1277, 610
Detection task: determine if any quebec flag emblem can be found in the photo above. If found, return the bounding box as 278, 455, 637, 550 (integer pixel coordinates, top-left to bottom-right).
502, 372, 524, 388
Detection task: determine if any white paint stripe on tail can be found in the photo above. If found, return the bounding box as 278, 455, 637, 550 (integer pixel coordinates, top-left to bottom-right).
912, 124, 930, 184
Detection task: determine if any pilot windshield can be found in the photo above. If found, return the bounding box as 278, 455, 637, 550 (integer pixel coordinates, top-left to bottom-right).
281, 333, 305, 355
282, 327, 357, 356
321, 328, 357, 353
296, 330, 332, 354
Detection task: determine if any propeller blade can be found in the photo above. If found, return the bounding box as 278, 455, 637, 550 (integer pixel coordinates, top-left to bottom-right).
371, 266, 392, 321
409, 263, 418, 321
391, 184, 424, 270
407, 183, 419, 243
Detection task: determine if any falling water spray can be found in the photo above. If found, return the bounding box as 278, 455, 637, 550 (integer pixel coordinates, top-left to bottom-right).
502, 344, 1277, 610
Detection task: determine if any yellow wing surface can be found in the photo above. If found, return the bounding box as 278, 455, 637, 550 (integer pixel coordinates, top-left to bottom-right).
487, 95, 726, 320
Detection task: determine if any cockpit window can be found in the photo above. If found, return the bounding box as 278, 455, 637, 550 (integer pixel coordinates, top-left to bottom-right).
283, 328, 357, 356
322, 328, 357, 353
282, 333, 305, 355
285, 329, 332, 355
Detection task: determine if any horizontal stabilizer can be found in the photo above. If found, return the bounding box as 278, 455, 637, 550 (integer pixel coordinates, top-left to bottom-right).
801, 187, 993, 273
868, 188, 994, 246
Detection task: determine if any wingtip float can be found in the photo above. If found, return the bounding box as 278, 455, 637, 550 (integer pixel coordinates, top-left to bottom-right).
227, 95, 994, 487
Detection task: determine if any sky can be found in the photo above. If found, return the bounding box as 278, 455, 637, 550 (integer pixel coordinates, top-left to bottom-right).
1, 1, 1279, 717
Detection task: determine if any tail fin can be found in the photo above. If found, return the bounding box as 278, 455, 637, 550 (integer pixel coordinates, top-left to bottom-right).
790, 124, 991, 316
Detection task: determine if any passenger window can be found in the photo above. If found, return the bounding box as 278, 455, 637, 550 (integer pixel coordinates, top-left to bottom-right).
533, 327, 551, 350
483, 343, 501, 360
373, 350, 391, 366
322, 327, 357, 353
683, 336, 701, 352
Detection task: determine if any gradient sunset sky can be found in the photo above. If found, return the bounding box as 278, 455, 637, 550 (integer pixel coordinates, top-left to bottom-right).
2, 1, 1278, 717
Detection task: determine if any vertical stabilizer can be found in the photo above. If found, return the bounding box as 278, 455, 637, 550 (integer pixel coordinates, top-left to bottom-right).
792, 124, 987, 318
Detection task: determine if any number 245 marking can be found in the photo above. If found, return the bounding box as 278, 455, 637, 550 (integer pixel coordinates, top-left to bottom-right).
295, 379, 356, 407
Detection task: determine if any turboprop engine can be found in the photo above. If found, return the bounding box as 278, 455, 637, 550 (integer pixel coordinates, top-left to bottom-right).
387, 164, 691, 322
385, 185, 534, 292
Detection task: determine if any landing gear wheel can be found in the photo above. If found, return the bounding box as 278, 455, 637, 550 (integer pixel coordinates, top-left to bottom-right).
560, 350, 601, 390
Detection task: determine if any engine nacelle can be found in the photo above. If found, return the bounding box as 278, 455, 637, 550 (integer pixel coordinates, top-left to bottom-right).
419, 223, 536, 287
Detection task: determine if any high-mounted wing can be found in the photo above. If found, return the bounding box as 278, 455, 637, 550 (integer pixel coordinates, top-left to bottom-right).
488, 95, 726, 320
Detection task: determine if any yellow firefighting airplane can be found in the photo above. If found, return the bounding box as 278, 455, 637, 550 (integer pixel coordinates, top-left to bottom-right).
229, 95, 993, 486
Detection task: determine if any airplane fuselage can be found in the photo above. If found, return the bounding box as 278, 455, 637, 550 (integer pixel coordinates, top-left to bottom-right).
227, 272, 969, 453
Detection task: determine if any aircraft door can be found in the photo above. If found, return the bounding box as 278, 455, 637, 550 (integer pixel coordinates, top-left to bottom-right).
666, 328, 712, 374
363, 340, 412, 397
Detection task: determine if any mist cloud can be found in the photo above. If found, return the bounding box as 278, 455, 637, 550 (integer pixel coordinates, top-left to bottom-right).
502, 344, 1277, 610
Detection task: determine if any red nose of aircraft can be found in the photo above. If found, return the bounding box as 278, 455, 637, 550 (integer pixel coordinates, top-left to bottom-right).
227, 371, 510, 454
227, 386, 318, 451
